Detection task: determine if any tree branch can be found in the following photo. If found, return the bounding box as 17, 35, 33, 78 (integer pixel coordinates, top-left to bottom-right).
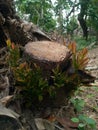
66, 1, 79, 19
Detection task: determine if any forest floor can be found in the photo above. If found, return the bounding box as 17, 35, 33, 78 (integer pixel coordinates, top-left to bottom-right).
0, 45, 98, 130
33, 46, 98, 130
81, 47, 98, 128
71, 46, 98, 129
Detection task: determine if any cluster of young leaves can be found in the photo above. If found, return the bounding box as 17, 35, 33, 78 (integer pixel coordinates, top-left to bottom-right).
51, 65, 81, 96
68, 41, 89, 70
7, 40, 50, 105
13, 63, 49, 105
6, 39, 90, 107
6, 39, 20, 67
6, 40, 73, 106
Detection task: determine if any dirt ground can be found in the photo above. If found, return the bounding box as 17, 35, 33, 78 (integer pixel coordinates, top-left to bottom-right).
34, 47, 98, 130
0, 46, 98, 130
76, 47, 98, 129
55, 46, 98, 129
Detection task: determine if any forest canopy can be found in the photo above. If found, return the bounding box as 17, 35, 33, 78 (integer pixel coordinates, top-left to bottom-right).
15, 0, 98, 42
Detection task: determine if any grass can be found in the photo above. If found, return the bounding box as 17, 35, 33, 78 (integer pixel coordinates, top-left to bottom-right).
73, 36, 96, 50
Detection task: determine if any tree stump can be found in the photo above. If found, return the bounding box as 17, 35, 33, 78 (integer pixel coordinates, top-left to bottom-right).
24, 41, 71, 76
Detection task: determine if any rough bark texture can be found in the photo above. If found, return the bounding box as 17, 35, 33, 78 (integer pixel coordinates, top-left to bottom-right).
0, 0, 51, 47
78, 0, 90, 40
78, 14, 88, 40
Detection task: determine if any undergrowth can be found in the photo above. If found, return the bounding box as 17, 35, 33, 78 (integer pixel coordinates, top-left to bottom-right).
71, 96, 96, 130
73, 36, 96, 50
6, 39, 96, 129
6, 39, 89, 107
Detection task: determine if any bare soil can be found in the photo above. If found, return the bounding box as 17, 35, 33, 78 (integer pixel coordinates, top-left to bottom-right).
81, 47, 98, 129
75, 47, 98, 129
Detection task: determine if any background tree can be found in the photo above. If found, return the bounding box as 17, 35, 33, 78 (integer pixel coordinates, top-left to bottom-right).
66, 15, 78, 37
88, 0, 98, 43
14, 0, 98, 43
15, 0, 56, 32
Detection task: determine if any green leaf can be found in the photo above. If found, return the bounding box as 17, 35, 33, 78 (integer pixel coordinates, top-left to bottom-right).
78, 115, 87, 121
78, 115, 96, 129
38, 95, 43, 101
85, 118, 96, 128
71, 117, 79, 123
78, 123, 86, 128
71, 98, 85, 112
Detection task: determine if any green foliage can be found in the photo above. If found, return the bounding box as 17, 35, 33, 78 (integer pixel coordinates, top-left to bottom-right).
6, 39, 20, 67
73, 37, 90, 50
6, 40, 48, 106
71, 98, 96, 130
71, 117, 79, 123
15, 0, 98, 40
78, 0, 98, 41
66, 16, 78, 36
70, 98, 85, 112
52, 66, 81, 96
15, 0, 56, 32
78, 115, 96, 130
88, 0, 98, 32
68, 42, 89, 70
72, 115, 96, 130
70, 83, 97, 130
73, 35, 97, 50
14, 63, 49, 103
7, 40, 90, 107
52, 66, 65, 88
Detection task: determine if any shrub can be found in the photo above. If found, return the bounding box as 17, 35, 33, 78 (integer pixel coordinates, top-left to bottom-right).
6, 40, 89, 107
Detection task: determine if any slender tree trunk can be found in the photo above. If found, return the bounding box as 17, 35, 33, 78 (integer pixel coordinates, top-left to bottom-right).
78, 14, 88, 40
78, 0, 89, 40
96, 31, 98, 44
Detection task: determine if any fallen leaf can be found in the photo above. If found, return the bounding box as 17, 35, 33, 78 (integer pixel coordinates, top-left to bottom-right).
56, 117, 79, 130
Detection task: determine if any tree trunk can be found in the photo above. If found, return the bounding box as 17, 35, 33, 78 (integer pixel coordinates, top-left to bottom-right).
78, 0, 90, 40
0, 0, 51, 47
78, 14, 88, 40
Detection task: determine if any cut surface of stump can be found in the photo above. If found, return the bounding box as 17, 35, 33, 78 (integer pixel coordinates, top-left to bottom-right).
25, 41, 70, 62
24, 41, 71, 75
